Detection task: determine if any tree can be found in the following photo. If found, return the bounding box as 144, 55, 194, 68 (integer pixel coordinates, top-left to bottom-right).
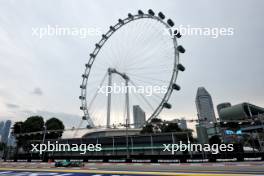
140, 118, 163, 134
12, 116, 65, 148
140, 124, 154, 134
12, 121, 24, 147
162, 123, 182, 133
0, 143, 6, 151
23, 116, 44, 141
12, 121, 23, 135
45, 117, 65, 139
23, 116, 44, 133
150, 118, 162, 123
12, 116, 44, 147
140, 118, 194, 141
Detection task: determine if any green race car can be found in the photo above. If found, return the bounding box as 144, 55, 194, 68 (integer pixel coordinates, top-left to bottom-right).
55, 160, 84, 167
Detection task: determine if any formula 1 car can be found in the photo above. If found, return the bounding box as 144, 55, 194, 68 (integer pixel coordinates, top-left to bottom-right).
55, 160, 85, 167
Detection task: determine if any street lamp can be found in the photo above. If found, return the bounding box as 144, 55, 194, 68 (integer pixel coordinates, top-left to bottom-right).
42, 125, 47, 144
41, 125, 47, 161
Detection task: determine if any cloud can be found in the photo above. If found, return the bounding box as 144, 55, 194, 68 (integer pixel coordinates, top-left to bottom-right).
6, 103, 20, 109
32, 87, 43, 96
0, 0, 264, 135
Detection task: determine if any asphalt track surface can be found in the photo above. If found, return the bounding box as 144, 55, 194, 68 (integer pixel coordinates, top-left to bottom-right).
1, 161, 264, 175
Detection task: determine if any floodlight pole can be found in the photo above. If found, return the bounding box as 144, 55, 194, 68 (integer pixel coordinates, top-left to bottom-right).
42, 125, 47, 144
106, 68, 113, 128
125, 79, 130, 127
41, 125, 47, 161
126, 118, 130, 159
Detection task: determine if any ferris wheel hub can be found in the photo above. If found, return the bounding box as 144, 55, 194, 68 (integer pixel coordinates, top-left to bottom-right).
108, 67, 130, 80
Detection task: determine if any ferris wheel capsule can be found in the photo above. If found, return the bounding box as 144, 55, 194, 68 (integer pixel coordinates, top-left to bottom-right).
174, 30, 182, 38
177, 64, 185, 72
177, 45, 186, 53
148, 9, 155, 16
128, 13, 133, 19
118, 19, 124, 25
167, 19, 174, 27
158, 12, 165, 19
172, 83, 181, 91
163, 102, 172, 109
138, 10, 144, 15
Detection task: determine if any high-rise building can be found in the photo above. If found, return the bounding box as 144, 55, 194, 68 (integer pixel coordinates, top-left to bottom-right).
0, 121, 5, 142
217, 102, 231, 117
1, 120, 11, 144
195, 87, 216, 128
133, 105, 146, 128
0, 121, 4, 129
0, 121, 4, 133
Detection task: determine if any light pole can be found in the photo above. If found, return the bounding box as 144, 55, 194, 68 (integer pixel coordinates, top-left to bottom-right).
14, 123, 22, 162
106, 68, 112, 128
42, 125, 47, 144
125, 118, 130, 160
41, 125, 47, 161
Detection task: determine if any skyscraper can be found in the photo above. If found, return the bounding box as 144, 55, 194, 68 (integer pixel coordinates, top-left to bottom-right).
195, 87, 216, 128
0, 121, 5, 143
0, 121, 4, 133
133, 105, 146, 128
0, 121, 4, 128
0, 121, 4, 142
1, 120, 11, 144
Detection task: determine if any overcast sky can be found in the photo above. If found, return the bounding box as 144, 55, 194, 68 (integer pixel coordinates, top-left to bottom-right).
0, 0, 263, 130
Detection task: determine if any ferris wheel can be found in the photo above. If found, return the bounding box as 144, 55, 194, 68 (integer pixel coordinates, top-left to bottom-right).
79, 9, 186, 129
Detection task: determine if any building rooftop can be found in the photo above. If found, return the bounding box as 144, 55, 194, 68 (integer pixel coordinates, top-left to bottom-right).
219, 102, 264, 121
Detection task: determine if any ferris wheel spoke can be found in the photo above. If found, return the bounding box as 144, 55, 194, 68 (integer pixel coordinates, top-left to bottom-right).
129, 80, 155, 111
129, 24, 166, 58
126, 63, 172, 72
116, 21, 153, 71
126, 67, 173, 77
112, 29, 125, 69
87, 71, 108, 110
128, 74, 170, 84
128, 66, 171, 73
126, 56, 172, 71
125, 45, 172, 69
122, 22, 160, 67
124, 19, 154, 58
128, 73, 170, 85
152, 92, 165, 101
129, 78, 168, 102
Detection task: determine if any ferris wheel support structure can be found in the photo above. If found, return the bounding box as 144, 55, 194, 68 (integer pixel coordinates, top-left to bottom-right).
106, 68, 131, 128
